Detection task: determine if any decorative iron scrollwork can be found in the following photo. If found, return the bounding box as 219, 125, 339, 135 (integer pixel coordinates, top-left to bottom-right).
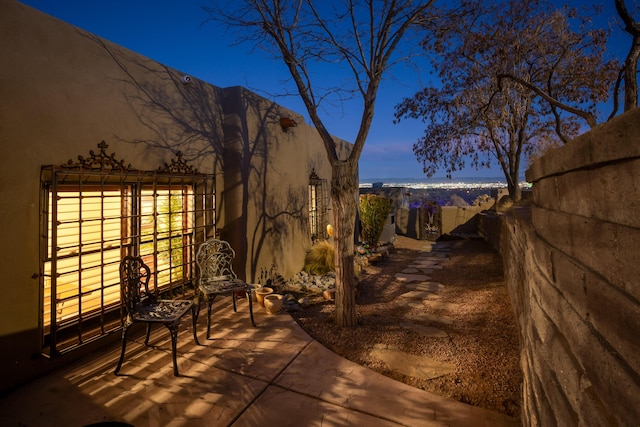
61, 142, 199, 174
157, 151, 198, 174
63, 141, 133, 171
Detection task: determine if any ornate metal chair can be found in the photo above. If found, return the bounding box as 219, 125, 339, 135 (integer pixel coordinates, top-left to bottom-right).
196, 239, 256, 339
114, 256, 199, 376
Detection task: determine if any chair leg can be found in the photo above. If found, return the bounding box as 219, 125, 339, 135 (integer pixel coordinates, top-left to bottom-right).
191, 305, 200, 345
166, 324, 180, 376
144, 323, 152, 345
245, 289, 256, 327
195, 291, 202, 322
232, 292, 238, 313
206, 295, 216, 340
114, 324, 130, 375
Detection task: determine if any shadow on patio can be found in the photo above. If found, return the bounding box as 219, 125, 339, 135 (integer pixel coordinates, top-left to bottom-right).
0, 298, 517, 426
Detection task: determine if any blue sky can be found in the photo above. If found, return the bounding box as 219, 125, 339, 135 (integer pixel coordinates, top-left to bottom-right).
19, 0, 631, 181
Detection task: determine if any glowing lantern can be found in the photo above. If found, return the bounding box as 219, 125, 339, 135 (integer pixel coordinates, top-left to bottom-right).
326, 224, 334, 237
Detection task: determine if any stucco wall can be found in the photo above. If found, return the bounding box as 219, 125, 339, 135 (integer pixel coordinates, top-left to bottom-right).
394, 204, 494, 238
497, 108, 640, 426
0, 0, 348, 393
360, 187, 495, 239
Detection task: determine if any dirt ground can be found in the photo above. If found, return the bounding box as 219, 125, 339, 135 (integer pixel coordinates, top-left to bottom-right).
290, 236, 522, 418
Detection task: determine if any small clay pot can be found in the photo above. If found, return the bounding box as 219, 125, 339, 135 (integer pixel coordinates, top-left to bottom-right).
249, 284, 261, 302
255, 287, 273, 306
323, 288, 336, 301
263, 293, 284, 314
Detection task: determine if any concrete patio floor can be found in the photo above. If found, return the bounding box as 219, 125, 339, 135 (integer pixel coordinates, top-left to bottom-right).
0, 298, 519, 426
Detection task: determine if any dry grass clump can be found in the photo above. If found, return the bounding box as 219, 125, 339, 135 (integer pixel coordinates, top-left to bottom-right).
303, 240, 335, 274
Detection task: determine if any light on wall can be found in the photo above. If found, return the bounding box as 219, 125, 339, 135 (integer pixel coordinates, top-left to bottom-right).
181, 75, 192, 84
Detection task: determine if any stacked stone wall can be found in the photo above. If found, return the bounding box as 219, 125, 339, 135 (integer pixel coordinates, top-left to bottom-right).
490, 109, 640, 426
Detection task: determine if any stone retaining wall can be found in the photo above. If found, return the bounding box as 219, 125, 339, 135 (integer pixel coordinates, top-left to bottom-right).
490, 109, 640, 426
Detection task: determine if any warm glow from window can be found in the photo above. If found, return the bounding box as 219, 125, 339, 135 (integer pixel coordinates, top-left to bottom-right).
43, 187, 195, 330
44, 190, 122, 328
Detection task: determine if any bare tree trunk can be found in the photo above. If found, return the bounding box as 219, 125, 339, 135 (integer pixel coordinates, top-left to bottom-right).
331, 161, 358, 327
507, 173, 521, 202
624, 38, 640, 111
616, 0, 640, 111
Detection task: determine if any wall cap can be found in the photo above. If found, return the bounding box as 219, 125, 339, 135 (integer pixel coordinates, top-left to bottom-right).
526, 108, 640, 182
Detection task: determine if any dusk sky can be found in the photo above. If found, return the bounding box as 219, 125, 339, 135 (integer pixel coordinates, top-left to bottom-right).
19, 0, 630, 181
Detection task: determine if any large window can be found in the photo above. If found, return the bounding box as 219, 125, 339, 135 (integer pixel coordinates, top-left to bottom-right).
40, 143, 215, 356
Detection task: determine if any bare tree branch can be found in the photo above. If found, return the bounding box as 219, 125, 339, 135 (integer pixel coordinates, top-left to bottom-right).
497, 73, 598, 128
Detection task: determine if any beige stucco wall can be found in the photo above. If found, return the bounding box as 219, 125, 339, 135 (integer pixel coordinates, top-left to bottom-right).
440, 204, 494, 235
2, 1, 211, 338
0, 0, 350, 392
394, 203, 494, 239
219, 85, 341, 283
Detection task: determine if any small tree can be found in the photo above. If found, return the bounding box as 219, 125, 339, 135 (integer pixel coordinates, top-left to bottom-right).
359, 195, 393, 249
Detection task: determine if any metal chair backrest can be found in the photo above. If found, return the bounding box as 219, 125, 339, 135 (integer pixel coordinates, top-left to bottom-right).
120, 256, 152, 317
196, 239, 237, 284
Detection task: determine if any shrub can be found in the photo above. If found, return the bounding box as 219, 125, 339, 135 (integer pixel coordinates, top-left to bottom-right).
472, 194, 493, 206
303, 240, 335, 274
359, 194, 393, 248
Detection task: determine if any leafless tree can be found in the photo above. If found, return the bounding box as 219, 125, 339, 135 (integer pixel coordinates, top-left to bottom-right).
205, 0, 435, 326
395, 0, 618, 200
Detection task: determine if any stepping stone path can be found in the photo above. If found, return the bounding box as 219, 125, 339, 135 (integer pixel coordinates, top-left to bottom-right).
409, 259, 443, 269
370, 344, 456, 380
397, 290, 435, 301
394, 272, 432, 283
370, 241, 463, 380
404, 312, 453, 325
404, 282, 444, 292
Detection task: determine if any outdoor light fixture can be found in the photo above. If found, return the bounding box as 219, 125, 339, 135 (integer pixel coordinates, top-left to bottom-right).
280, 117, 297, 130
180, 75, 192, 84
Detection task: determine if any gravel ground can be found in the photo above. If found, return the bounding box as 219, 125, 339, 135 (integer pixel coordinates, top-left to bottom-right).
290, 236, 522, 418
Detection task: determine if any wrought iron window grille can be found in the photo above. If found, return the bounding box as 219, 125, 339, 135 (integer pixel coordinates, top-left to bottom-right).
40, 141, 215, 357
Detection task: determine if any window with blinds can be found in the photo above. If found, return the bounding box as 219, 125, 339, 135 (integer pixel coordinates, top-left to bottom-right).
40, 143, 215, 356
308, 169, 329, 243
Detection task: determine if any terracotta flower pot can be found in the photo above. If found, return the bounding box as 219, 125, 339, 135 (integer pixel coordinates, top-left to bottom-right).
323, 288, 336, 301
263, 293, 284, 314
249, 284, 261, 302
255, 287, 273, 306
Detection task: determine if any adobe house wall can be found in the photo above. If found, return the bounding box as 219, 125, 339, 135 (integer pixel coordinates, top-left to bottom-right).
0, 0, 349, 393
492, 108, 640, 426
219, 85, 347, 283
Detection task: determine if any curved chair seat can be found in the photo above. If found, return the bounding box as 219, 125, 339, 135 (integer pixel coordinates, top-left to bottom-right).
131, 300, 193, 322
200, 278, 248, 294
